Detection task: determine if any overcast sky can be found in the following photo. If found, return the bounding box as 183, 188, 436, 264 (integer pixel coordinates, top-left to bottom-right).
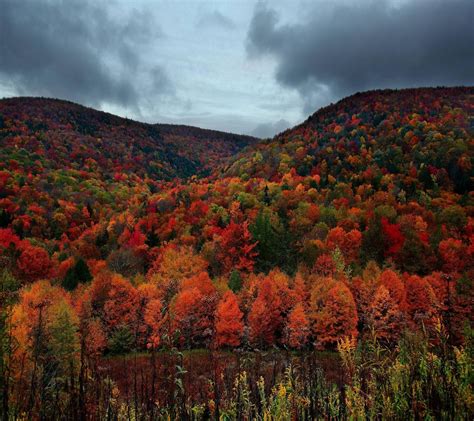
1, 0, 473, 137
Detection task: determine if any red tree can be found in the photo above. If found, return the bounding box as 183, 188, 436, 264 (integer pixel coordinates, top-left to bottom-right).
326, 227, 362, 264
379, 269, 407, 311
286, 303, 310, 349
405, 275, 439, 331
17, 244, 52, 281
213, 220, 257, 273
311, 281, 358, 349
172, 272, 217, 347
381, 217, 405, 256
248, 270, 296, 347
102, 274, 139, 334
215, 291, 244, 348
439, 238, 465, 273
367, 285, 403, 343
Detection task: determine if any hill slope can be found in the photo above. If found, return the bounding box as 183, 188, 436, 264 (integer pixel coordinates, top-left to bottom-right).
225, 87, 473, 195
156, 123, 257, 174
0, 97, 258, 180
0, 97, 259, 237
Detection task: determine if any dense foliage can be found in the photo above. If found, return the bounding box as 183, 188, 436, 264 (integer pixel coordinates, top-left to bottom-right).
0, 97, 257, 242
1, 87, 473, 419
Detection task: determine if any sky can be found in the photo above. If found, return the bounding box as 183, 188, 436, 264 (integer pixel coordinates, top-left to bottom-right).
1, 0, 473, 138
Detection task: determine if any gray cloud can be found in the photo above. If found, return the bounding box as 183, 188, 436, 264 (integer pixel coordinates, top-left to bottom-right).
251, 118, 291, 138
0, 0, 171, 108
197, 10, 237, 30
247, 0, 474, 113
151, 66, 174, 95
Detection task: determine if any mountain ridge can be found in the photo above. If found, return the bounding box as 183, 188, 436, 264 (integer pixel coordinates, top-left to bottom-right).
0, 96, 259, 180
223, 86, 473, 196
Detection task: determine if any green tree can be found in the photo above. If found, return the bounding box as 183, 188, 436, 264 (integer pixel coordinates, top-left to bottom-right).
108, 325, 134, 355
361, 217, 385, 264
62, 258, 92, 291
228, 270, 243, 293
49, 302, 79, 368
250, 210, 296, 273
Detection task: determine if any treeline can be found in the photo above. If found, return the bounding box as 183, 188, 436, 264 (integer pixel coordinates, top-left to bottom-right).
1, 283, 473, 421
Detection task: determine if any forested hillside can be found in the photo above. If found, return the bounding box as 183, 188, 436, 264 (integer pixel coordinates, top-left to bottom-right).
1, 87, 473, 419
0, 97, 257, 239
156, 123, 257, 174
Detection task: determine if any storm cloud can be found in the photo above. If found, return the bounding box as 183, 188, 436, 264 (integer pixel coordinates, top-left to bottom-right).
0, 0, 170, 109
247, 0, 474, 113
1, 0, 472, 136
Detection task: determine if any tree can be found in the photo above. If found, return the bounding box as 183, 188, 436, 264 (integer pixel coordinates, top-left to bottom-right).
439, 238, 465, 273
361, 217, 385, 264
62, 258, 92, 291
292, 272, 309, 305
250, 209, 296, 273
0, 270, 20, 419
172, 272, 217, 347
215, 291, 244, 348
172, 287, 215, 348
102, 274, 139, 337
148, 246, 208, 303
285, 303, 310, 349
180, 271, 217, 296
48, 300, 79, 373
326, 227, 362, 264
17, 245, 52, 281
248, 269, 294, 347
9, 281, 78, 417
405, 275, 439, 331
313, 254, 337, 277
143, 298, 163, 349
248, 276, 282, 347
0, 228, 20, 249
83, 318, 107, 357
367, 285, 402, 344
310, 281, 358, 349
106, 248, 144, 278
378, 269, 407, 311
108, 325, 134, 354
381, 217, 405, 257
228, 270, 243, 293
213, 221, 257, 274
349, 261, 381, 329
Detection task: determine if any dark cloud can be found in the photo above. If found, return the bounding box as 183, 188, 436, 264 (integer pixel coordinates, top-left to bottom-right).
251, 118, 291, 138
247, 0, 474, 113
151, 66, 174, 95
0, 0, 171, 108
197, 10, 237, 30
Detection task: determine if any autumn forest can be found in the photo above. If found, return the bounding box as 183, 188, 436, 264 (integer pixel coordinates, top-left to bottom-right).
0, 87, 473, 419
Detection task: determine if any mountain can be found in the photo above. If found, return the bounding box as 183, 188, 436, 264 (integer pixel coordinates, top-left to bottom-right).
0, 97, 258, 181
156, 123, 257, 175
224, 87, 473, 195
0, 97, 259, 236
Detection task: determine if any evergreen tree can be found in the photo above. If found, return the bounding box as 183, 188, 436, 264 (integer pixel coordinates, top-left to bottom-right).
108, 325, 135, 354
62, 258, 92, 291
361, 217, 385, 264
145, 230, 160, 248
250, 210, 296, 273
228, 270, 243, 293
0, 210, 12, 228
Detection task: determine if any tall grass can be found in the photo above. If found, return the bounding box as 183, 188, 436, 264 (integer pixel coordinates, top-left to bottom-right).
2, 322, 473, 420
